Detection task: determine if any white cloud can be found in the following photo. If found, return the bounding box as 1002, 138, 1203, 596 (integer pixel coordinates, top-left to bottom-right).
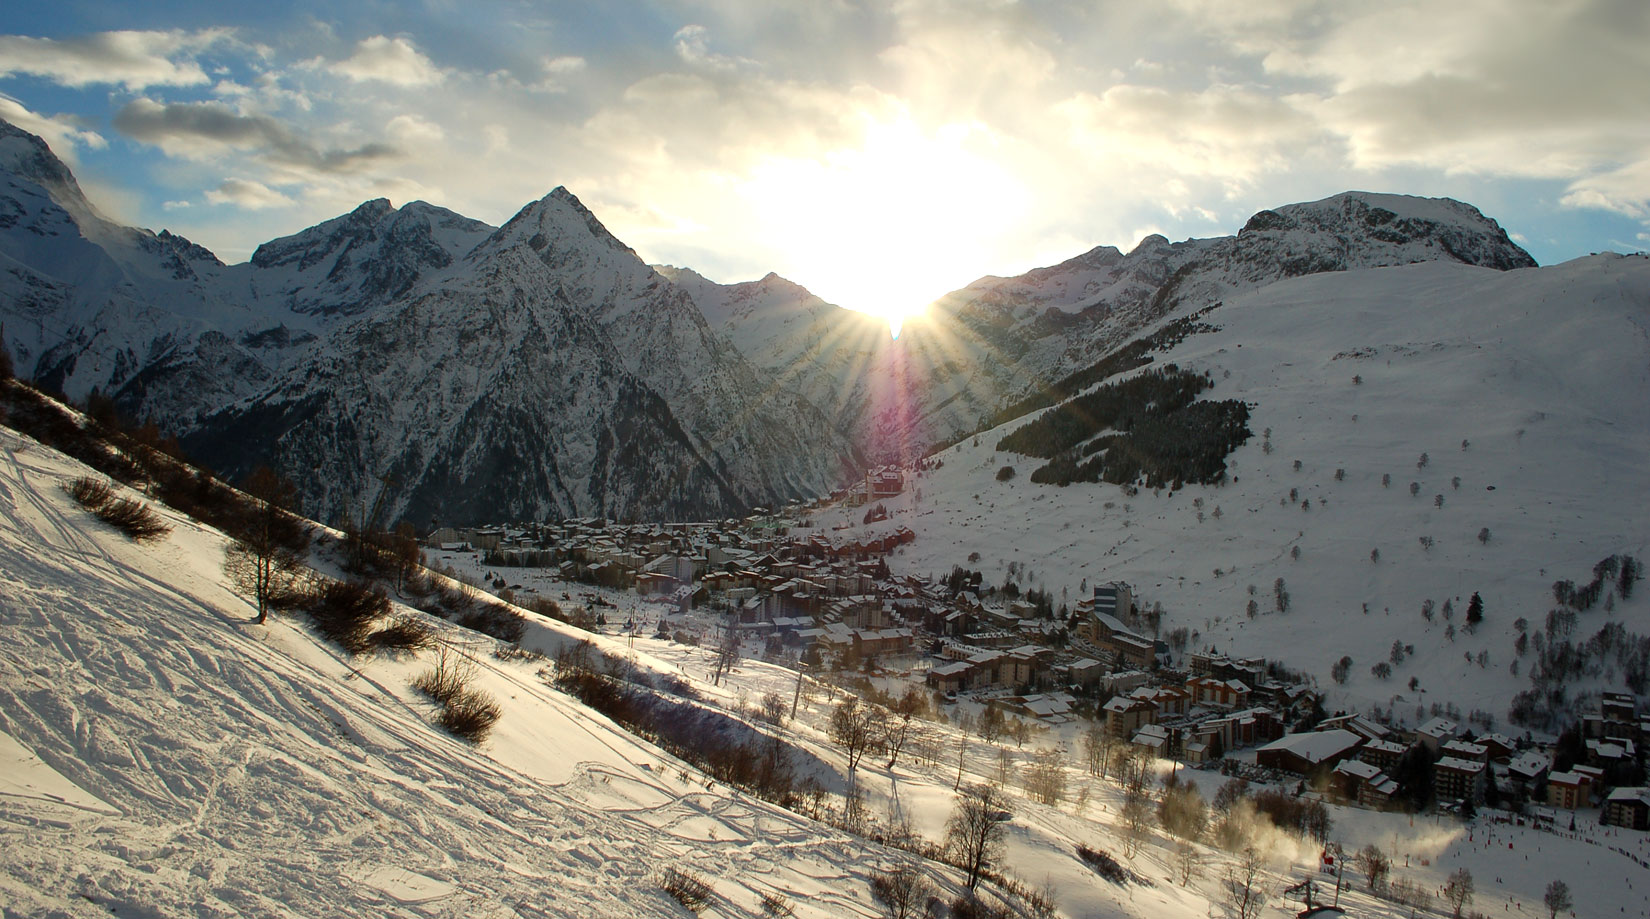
386, 114, 443, 144
329, 36, 445, 87
205, 178, 293, 210
0, 94, 106, 163
1057, 83, 1330, 184
162, 199, 192, 210
0, 29, 228, 90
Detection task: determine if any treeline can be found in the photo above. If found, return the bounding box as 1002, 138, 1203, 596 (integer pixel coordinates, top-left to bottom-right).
1032, 398, 1251, 489
999, 365, 1210, 458
997, 364, 1250, 489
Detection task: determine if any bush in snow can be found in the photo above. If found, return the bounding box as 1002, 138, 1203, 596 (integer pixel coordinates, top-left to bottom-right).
308, 579, 391, 654
660, 866, 714, 913
65, 476, 171, 541
436, 687, 502, 743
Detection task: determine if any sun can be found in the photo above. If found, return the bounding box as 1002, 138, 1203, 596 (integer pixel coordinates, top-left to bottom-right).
735, 114, 1029, 336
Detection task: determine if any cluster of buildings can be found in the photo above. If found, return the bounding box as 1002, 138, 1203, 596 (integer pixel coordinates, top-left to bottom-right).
1099, 648, 1314, 763
431, 513, 1649, 830
1238, 693, 1650, 828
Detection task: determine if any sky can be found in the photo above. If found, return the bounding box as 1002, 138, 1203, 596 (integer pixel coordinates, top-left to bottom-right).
2, 0, 1648, 322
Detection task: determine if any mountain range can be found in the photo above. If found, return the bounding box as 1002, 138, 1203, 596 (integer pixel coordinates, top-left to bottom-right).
0, 117, 1537, 527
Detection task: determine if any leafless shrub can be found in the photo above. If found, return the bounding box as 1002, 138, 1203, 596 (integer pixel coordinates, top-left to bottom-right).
308, 579, 391, 654
659, 865, 714, 913
869, 863, 930, 919
759, 890, 796, 917
373, 614, 435, 652
436, 686, 501, 743
65, 476, 115, 508
412, 643, 474, 704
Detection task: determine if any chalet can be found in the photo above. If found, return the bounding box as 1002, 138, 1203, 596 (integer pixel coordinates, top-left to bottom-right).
1060, 658, 1105, 689
1186, 676, 1251, 710
635, 571, 677, 595
853, 628, 914, 657
1416, 717, 1461, 754
1198, 707, 1283, 752
1477, 733, 1517, 763
1104, 695, 1158, 741
1605, 787, 1650, 830
1131, 685, 1192, 717
1440, 739, 1489, 764
927, 661, 972, 695
1434, 757, 1487, 805
1356, 741, 1406, 774
1504, 752, 1550, 797
1585, 738, 1634, 769
1331, 759, 1384, 803
1083, 611, 1155, 668
1546, 770, 1595, 810
1256, 729, 1364, 777
1361, 774, 1400, 810
1131, 723, 1172, 757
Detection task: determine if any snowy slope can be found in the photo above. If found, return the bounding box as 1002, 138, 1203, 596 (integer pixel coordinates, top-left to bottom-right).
0, 425, 892, 917
6, 420, 1647, 919
814, 253, 1650, 725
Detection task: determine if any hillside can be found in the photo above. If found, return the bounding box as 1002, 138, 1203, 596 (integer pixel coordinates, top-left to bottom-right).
6, 407, 1647, 919
816, 253, 1650, 726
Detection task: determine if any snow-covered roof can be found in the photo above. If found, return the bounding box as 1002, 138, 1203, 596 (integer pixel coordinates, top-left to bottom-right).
1333, 759, 1383, 781
1258, 729, 1362, 764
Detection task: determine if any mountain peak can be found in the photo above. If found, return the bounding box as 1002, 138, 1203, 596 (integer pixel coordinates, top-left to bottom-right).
0, 117, 102, 224
1250, 190, 1537, 271
484, 186, 640, 263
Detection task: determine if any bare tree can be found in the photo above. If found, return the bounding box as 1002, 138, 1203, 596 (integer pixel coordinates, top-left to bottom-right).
1357, 844, 1389, 890
1444, 867, 1474, 919
946, 783, 1010, 890
1221, 846, 1267, 919
1022, 749, 1066, 806
1543, 879, 1572, 919
1120, 771, 1153, 857
869, 863, 930, 919
711, 615, 740, 686
882, 686, 927, 768
1082, 719, 1113, 777
223, 466, 311, 623
1175, 840, 1200, 886
830, 697, 877, 777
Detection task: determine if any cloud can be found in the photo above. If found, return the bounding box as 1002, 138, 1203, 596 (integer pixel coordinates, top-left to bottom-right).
386, 113, 443, 144
328, 36, 445, 86
0, 29, 228, 90
206, 178, 293, 210
1057, 83, 1330, 184
112, 98, 398, 175
0, 94, 107, 162
673, 25, 739, 70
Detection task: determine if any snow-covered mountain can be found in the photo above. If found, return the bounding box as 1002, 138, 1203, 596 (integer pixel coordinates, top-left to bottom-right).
683, 192, 1537, 462
813, 251, 1650, 725
0, 119, 856, 524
